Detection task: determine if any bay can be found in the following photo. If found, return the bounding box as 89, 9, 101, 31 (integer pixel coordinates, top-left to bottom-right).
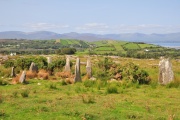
150, 42, 180, 49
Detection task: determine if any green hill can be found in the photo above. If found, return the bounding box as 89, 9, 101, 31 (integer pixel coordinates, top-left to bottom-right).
0, 39, 179, 59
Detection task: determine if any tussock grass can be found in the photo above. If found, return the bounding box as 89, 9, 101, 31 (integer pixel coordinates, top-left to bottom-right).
21, 89, 30, 98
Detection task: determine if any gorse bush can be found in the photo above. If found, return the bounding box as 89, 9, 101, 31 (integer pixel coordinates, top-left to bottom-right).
132, 70, 151, 84
0, 66, 11, 77
47, 59, 66, 72
4, 56, 48, 70
4, 60, 15, 68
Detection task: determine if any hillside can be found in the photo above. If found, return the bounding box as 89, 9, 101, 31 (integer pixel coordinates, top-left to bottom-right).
0, 31, 180, 43
0, 39, 179, 59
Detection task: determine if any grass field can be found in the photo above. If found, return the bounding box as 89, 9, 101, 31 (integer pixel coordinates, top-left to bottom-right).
138, 43, 157, 49
123, 43, 140, 50
0, 79, 179, 120
95, 47, 115, 51
0, 56, 180, 120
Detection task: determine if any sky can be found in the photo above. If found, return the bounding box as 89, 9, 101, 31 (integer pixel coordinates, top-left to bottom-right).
0, 0, 180, 34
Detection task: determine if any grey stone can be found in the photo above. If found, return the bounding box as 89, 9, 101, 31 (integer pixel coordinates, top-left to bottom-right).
86, 58, 92, 79
74, 58, 81, 82
29, 62, 38, 73
158, 58, 174, 84
64, 56, 71, 72
19, 71, 26, 83
11, 67, 16, 77
47, 57, 52, 64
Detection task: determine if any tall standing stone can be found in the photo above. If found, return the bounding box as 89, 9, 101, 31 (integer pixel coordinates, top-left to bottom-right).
47, 57, 52, 64
19, 71, 26, 83
64, 56, 71, 72
86, 58, 92, 79
74, 58, 81, 82
11, 67, 16, 77
158, 58, 174, 84
29, 62, 38, 73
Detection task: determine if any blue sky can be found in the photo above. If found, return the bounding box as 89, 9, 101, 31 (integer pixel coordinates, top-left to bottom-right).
0, 0, 180, 34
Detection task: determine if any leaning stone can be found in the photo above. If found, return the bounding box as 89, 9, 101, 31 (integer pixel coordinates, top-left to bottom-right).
74, 58, 81, 82
158, 58, 174, 84
19, 71, 26, 83
86, 58, 92, 79
29, 62, 38, 73
64, 56, 71, 72
11, 67, 16, 77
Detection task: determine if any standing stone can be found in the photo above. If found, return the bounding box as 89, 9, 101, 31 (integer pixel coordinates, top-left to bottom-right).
64, 56, 71, 72
74, 58, 81, 82
29, 62, 38, 73
86, 58, 92, 79
11, 67, 16, 77
158, 58, 174, 84
19, 71, 26, 83
47, 57, 52, 64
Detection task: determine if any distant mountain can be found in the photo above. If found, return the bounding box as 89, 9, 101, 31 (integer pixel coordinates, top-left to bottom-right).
0, 31, 180, 43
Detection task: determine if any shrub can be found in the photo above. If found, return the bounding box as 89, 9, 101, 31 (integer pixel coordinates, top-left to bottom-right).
56, 48, 76, 55
55, 72, 71, 78
47, 59, 66, 72
38, 70, 49, 80
106, 84, 118, 94
15, 56, 48, 70
133, 70, 151, 84
21, 89, 30, 98
4, 60, 15, 68
12, 75, 20, 84
0, 79, 9, 86
26, 71, 37, 79
0, 66, 11, 77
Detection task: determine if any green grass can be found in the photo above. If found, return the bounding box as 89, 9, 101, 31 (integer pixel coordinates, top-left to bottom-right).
138, 43, 157, 49
0, 79, 179, 120
60, 39, 68, 45
95, 46, 115, 51
123, 43, 141, 50
0, 54, 180, 119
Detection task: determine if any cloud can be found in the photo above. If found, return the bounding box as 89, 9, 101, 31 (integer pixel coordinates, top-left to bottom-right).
76, 23, 109, 30
25, 23, 69, 30
76, 23, 180, 34
114, 24, 180, 33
